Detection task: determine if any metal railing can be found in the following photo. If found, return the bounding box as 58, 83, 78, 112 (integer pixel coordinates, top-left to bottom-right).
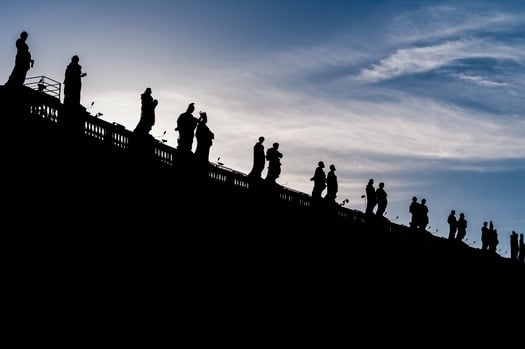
25, 76, 61, 100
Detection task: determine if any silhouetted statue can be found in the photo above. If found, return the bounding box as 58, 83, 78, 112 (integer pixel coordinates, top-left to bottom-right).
310, 161, 326, 205
176, 103, 199, 153
365, 179, 376, 215
375, 182, 387, 217
518, 233, 525, 263
409, 196, 419, 229
481, 221, 489, 251
265, 142, 282, 184
488, 221, 499, 254
510, 231, 519, 261
63, 55, 87, 106
6, 31, 34, 86
195, 111, 214, 164
419, 198, 429, 232
456, 212, 467, 242
248, 137, 266, 180
325, 164, 338, 205
133, 88, 158, 136
447, 210, 457, 240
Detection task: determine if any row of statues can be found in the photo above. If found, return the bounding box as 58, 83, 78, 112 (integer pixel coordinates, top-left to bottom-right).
92, 88, 525, 261
247, 137, 283, 184
5, 31, 524, 261
4, 31, 213, 163
247, 139, 340, 207
175, 101, 215, 162
132, 91, 215, 164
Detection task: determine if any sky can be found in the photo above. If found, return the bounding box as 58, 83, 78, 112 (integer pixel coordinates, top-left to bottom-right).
1, 0, 524, 256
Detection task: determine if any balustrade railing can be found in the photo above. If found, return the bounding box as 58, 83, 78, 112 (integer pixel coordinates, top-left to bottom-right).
29, 103, 59, 123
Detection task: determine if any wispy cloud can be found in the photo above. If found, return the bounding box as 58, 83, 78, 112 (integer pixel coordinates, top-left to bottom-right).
356, 39, 523, 82
452, 73, 508, 87
389, 6, 522, 44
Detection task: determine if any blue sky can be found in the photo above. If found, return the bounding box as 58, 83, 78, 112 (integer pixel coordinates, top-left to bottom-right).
2, 0, 524, 256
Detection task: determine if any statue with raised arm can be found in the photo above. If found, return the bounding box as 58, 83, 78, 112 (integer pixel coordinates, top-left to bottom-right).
63, 55, 87, 106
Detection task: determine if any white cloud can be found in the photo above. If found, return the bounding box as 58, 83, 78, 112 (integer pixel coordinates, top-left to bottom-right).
390, 6, 522, 44
453, 73, 508, 87
356, 39, 524, 82
357, 41, 462, 82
